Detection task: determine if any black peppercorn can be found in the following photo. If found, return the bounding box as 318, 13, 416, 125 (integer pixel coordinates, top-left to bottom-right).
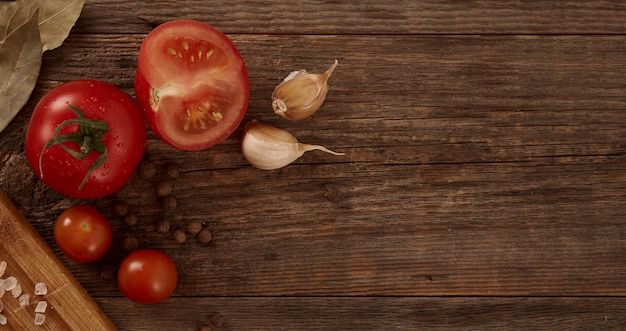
112, 200, 129, 217
122, 236, 139, 251
138, 160, 158, 180
173, 229, 187, 244
156, 220, 171, 234
187, 221, 202, 235
198, 229, 212, 244
155, 181, 173, 197
124, 213, 138, 227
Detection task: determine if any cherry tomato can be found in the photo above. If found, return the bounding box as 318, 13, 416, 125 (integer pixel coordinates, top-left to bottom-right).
134, 20, 249, 150
117, 249, 178, 304
25, 80, 147, 199
54, 205, 113, 263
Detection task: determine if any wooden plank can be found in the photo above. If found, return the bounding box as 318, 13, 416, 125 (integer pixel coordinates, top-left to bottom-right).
0, 190, 117, 330
49, 161, 618, 297
95, 297, 626, 330
30, 34, 626, 111
73, 0, 626, 35
2, 1, 626, 329
0, 34, 624, 298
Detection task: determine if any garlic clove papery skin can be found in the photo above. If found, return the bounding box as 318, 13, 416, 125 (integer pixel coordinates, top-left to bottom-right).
272, 60, 338, 120
242, 121, 303, 170
241, 120, 345, 170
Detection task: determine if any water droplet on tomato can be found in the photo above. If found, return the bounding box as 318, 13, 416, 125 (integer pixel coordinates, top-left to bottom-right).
117, 143, 125, 148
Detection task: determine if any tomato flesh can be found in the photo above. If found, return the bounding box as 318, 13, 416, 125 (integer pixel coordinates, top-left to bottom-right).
117, 249, 178, 304
134, 20, 249, 150
54, 205, 113, 263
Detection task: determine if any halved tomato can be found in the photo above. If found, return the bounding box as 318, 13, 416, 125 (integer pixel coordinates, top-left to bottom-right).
134, 20, 250, 150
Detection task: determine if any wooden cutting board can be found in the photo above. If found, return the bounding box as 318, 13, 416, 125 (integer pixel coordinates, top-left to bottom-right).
0, 189, 117, 330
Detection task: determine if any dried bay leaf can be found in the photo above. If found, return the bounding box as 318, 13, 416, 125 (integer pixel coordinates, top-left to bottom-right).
0, 1, 19, 41
0, 0, 85, 133
5, 0, 85, 52
0, 9, 42, 133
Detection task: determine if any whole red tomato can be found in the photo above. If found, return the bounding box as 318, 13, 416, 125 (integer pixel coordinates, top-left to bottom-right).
54, 205, 113, 263
117, 249, 178, 304
25, 80, 147, 199
134, 20, 249, 150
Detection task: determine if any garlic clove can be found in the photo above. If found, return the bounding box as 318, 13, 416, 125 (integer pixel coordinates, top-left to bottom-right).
272, 59, 338, 120
241, 120, 344, 170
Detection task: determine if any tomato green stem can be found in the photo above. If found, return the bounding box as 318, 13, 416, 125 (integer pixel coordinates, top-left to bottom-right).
81, 136, 92, 154
38, 104, 109, 192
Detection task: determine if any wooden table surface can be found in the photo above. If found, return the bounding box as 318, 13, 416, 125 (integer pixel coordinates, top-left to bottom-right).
2, 1, 626, 330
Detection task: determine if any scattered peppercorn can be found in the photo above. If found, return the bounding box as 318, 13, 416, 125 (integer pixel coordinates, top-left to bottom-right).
112, 200, 129, 217
173, 230, 187, 244
161, 196, 177, 213
165, 162, 181, 179
122, 236, 140, 252
209, 313, 224, 327
197, 229, 212, 244
138, 160, 158, 180
124, 213, 138, 227
100, 264, 115, 280
155, 181, 173, 197
156, 220, 171, 234
187, 221, 202, 235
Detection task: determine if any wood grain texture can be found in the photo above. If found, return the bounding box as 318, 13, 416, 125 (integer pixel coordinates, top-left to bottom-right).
93, 297, 626, 331
73, 0, 626, 35
1, 0, 626, 330
0, 190, 116, 330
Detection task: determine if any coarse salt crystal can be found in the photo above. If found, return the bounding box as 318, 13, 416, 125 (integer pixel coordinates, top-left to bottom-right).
35, 300, 47, 313
34, 282, 47, 296
34, 313, 45, 326
0, 261, 6, 278
1, 276, 17, 291
0, 313, 7, 325
11, 283, 22, 298
18, 293, 30, 307
0, 287, 4, 298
